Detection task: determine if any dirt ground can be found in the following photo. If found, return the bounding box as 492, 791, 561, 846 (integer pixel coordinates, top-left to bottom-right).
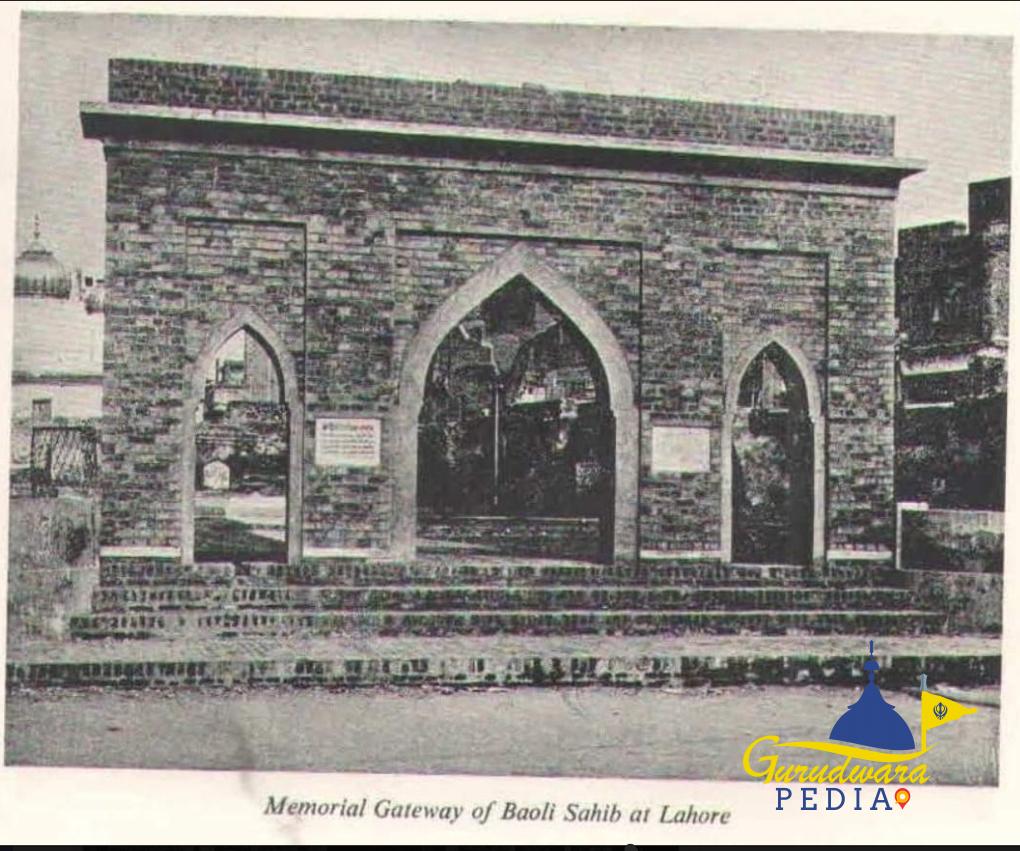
8, 633, 1002, 663
3, 684, 999, 785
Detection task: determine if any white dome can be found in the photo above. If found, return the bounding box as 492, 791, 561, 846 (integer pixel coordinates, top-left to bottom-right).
14, 219, 72, 298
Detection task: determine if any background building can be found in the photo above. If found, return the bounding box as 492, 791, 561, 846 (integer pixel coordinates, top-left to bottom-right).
10, 219, 104, 492
895, 177, 1009, 574
896, 177, 1009, 510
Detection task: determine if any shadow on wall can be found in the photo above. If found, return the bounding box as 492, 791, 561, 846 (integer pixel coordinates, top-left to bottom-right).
898, 507, 1003, 634
896, 396, 1006, 510
904, 570, 1003, 634
6, 495, 99, 647
900, 508, 1003, 573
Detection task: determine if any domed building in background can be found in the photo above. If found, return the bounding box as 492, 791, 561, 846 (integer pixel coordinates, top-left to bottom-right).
14, 216, 73, 299
10, 215, 104, 488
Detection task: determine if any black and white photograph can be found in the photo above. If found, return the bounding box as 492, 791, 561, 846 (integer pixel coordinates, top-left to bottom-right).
0, 2, 1016, 844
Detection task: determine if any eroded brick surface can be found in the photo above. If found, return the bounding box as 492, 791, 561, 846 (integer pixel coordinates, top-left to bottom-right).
96, 60, 903, 561
108, 58, 895, 156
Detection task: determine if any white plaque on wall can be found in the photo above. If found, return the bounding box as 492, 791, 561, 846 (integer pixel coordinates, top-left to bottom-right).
315, 418, 382, 468
651, 426, 711, 474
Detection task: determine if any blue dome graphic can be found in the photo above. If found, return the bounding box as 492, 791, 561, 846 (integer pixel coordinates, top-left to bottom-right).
829, 640, 916, 751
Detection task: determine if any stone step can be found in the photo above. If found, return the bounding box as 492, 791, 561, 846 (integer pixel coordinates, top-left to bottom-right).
14, 636, 998, 688
8, 649, 998, 689
68, 608, 946, 640
90, 584, 918, 613
418, 515, 602, 561
98, 559, 907, 589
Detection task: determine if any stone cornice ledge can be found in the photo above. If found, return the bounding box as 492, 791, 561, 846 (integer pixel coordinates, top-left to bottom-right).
81, 101, 926, 186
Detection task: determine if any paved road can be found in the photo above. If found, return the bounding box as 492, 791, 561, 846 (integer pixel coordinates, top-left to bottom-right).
4, 685, 999, 785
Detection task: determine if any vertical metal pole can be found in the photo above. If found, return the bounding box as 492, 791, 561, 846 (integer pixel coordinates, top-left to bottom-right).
493, 380, 501, 510
919, 671, 928, 753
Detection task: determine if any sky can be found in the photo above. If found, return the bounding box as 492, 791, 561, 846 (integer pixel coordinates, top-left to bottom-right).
12, 9, 1014, 274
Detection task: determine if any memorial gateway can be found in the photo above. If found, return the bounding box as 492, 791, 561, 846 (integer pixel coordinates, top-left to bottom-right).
68, 58, 935, 640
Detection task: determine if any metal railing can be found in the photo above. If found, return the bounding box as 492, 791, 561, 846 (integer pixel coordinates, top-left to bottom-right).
30, 425, 99, 496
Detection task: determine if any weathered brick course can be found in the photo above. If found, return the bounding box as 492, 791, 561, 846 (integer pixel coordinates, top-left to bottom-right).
107, 59, 895, 157
91, 60, 911, 565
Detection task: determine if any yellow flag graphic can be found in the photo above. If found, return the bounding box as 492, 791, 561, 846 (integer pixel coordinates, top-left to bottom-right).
922, 690, 977, 737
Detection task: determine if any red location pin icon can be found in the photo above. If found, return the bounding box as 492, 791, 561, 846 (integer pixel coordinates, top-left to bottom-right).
894, 788, 911, 810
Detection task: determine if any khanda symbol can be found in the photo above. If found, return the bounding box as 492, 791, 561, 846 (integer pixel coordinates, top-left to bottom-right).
919, 677, 977, 752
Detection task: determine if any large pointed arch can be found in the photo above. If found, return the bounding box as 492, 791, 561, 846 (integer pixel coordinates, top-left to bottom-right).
180, 307, 304, 565
391, 242, 639, 561
720, 332, 825, 564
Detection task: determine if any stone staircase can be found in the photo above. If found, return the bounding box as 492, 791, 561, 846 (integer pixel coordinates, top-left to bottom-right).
68, 557, 947, 640
418, 515, 603, 561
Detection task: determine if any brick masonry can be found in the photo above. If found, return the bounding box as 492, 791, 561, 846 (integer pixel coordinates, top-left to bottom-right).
88, 59, 916, 565
7, 652, 1001, 690
106, 59, 895, 157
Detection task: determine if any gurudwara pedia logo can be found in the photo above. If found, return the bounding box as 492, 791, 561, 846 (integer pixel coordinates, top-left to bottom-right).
743, 640, 977, 810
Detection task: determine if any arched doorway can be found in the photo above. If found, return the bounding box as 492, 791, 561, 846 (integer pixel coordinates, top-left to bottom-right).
721, 336, 825, 565
180, 310, 303, 565
392, 243, 639, 563
417, 276, 615, 560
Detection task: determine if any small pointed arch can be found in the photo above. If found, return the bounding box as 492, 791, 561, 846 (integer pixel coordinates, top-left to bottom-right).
397, 242, 636, 417
391, 242, 639, 562
721, 333, 826, 565
725, 332, 823, 426
180, 308, 304, 565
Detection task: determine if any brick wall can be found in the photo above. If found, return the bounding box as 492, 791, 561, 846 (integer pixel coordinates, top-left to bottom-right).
974, 181, 1011, 343
897, 177, 1010, 350
101, 182, 306, 547
96, 60, 902, 562
107, 59, 895, 157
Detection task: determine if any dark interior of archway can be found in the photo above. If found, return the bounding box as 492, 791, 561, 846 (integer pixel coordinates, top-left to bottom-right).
194, 328, 289, 563
417, 275, 615, 562
732, 343, 813, 566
